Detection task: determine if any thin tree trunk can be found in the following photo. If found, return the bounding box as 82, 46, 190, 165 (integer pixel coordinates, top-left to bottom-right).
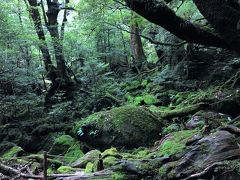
130, 12, 146, 69
27, 0, 53, 72
46, 0, 68, 79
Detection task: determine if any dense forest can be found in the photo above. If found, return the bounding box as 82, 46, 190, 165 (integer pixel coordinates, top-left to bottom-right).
0, 0, 240, 179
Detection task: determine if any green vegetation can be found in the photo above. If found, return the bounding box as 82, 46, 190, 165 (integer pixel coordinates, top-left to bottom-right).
111, 172, 126, 180
0, 0, 239, 179
75, 105, 160, 133
64, 143, 84, 164
2, 146, 23, 158
57, 166, 75, 174
159, 130, 198, 156
84, 162, 94, 173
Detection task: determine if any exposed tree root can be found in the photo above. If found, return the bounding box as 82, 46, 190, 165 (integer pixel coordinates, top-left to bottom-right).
221, 70, 240, 89
183, 162, 225, 180
220, 125, 240, 136
0, 163, 42, 179
160, 103, 209, 119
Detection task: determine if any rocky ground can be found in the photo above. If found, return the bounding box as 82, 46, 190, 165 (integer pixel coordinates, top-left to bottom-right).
0, 50, 240, 180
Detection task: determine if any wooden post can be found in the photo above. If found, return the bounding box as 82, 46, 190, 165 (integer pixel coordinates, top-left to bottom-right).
43, 151, 48, 180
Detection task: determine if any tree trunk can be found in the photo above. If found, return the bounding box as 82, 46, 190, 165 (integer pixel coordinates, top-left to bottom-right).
27, 0, 53, 72
130, 12, 146, 71
46, 0, 68, 79
130, 13, 146, 63
193, 0, 240, 54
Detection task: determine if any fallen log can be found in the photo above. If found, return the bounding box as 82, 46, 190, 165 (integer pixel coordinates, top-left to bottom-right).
0, 163, 42, 179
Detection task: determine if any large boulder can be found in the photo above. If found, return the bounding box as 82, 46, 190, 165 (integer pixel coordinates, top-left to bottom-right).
74, 105, 162, 150
159, 130, 240, 179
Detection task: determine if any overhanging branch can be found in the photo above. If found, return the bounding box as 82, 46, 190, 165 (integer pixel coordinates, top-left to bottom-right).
125, 0, 231, 49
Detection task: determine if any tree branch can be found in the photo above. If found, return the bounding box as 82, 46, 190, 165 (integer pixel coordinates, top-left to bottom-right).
125, 0, 231, 49
106, 22, 187, 47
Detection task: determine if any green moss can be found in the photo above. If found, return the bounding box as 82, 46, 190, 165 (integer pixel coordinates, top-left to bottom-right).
57, 166, 75, 174
132, 147, 150, 158
55, 135, 75, 147
141, 80, 148, 87
2, 146, 23, 158
102, 147, 118, 158
125, 80, 142, 91
149, 105, 170, 113
143, 94, 157, 105
47, 168, 54, 174
134, 96, 143, 105
75, 105, 160, 134
84, 162, 94, 173
162, 124, 180, 135
27, 154, 62, 168
130, 94, 158, 105
64, 143, 84, 164
50, 135, 76, 155
158, 161, 178, 178
159, 166, 167, 176
136, 149, 149, 158
103, 156, 118, 168
159, 130, 197, 156
111, 172, 126, 180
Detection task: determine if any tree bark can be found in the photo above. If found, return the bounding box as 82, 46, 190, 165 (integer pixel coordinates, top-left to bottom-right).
27, 0, 53, 72
130, 12, 146, 64
193, 0, 240, 54
125, 0, 231, 49
46, 0, 68, 79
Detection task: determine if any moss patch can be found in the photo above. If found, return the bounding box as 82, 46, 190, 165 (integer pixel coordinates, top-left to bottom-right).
111, 172, 126, 180
84, 162, 94, 173
103, 156, 118, 168
50, 135, 76, 155
64, 143, 84, 164
75, 105, 160, 133
2, 146, 23, 158
55, 135, 75, 147
162, 124, 180, 135
57, 166, 75, 174
159, 130, 198, 156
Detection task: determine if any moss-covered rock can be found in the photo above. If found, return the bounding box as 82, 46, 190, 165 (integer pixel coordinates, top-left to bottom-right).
84, 162, 94, 173
48, 134, 84, 164
57, 166, 75, 174
149, 130, 198, 158
159, 130, 197, 157
103, 156, 118, 168
162, 124, 181, 135
102, 147, 121, 158
74, 105, 162, 150
72, 149, 101, 168
2, 146, 24, 158
159, 130, 240, 179
186, 111, 230, 130
64, 142, 84, 164
49, 135, 75, 155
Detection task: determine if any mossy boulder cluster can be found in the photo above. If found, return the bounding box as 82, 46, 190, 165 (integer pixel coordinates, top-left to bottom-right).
74, 105, 162, 150
49, 134, 84, 164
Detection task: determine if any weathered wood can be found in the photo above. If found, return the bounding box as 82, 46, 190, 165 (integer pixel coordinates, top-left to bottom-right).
0, 163, 42, 179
